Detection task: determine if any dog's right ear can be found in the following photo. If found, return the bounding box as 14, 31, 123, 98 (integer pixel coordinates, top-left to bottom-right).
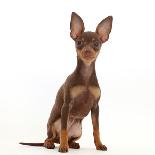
96, 16, 113, 43
70, 12, 85, 40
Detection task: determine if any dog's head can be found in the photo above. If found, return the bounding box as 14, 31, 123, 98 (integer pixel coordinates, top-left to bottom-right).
70, 12, 113, 65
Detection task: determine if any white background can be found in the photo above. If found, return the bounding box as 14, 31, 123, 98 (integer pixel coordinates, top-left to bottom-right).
0, 0, 155, 155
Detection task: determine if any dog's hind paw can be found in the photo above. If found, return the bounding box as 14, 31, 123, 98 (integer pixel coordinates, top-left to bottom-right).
43, 138, 55, 149
69, 142, 80, 149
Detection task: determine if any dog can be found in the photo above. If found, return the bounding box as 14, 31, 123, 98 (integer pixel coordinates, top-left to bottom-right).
20, 12, 113, 153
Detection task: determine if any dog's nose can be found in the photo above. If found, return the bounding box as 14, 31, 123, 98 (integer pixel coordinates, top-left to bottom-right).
84, 50, 92, 57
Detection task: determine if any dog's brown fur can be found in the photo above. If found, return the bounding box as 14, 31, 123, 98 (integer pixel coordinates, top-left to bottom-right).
20, 12, 113, 153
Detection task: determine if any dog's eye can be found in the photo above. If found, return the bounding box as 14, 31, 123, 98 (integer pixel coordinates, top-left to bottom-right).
76, 40, 82, 46
94, 41, 100, 47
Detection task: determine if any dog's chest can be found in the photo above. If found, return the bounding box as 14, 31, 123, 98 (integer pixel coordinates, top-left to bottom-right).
69, 85, 101, 118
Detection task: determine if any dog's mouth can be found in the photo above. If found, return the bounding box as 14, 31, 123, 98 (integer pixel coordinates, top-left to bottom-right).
77, 49, 98, 65
82, 51, 95, 60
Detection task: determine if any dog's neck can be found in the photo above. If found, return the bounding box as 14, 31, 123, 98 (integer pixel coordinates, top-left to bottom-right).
75, 57, 96, 84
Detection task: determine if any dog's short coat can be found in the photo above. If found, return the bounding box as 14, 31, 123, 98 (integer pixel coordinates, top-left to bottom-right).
20, 12, 113, 153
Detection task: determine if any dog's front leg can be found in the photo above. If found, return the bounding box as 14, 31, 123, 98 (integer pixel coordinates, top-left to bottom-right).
58, 100, 69, 152
91, 104, 107, 151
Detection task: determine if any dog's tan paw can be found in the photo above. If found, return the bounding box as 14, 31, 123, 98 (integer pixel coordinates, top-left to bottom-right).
58, 144, 69, 153
96, 144, 107, 151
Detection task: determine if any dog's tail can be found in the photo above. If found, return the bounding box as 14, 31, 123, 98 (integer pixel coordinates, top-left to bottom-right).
19, 142, 44, 147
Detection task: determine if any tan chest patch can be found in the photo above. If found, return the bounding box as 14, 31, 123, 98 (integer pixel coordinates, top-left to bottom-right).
88, 86, 101, 99
70, 85, 86, 98
70, 85, 101, 99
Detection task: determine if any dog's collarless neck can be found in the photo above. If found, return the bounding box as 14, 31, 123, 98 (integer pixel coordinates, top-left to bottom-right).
75, 57, 96, 83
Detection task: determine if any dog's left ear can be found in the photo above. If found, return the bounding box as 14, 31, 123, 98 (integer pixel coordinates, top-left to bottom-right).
70, 12, 85, 40
96, 16, 113, 43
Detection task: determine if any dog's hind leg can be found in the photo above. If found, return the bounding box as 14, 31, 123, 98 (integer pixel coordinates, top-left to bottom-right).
68, 120, 82, 149
44, 137, 55, 149
43, 124, 56, 149
68, 137, 80, 149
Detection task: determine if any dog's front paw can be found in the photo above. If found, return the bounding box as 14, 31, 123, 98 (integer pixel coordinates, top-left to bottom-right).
58, 144, 69, 153
96, 144, 107, 151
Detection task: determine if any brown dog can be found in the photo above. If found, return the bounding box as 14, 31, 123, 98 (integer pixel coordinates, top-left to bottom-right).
20, 12, 113, 153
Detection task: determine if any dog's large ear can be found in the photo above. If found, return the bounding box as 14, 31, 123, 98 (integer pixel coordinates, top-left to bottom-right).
70, 12, 85, 40
96, 16, 113, 43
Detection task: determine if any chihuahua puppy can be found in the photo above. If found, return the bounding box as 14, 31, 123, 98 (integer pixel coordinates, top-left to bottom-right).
20, 12, 113, 153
